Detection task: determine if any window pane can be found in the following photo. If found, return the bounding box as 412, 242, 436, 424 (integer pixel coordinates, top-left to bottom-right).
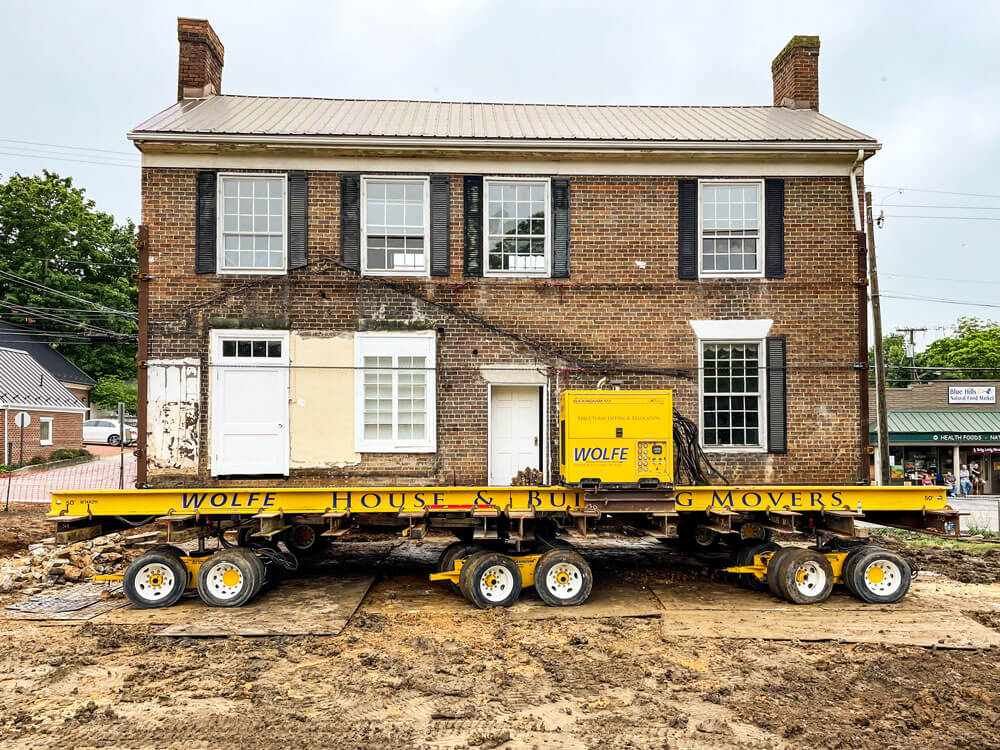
267, 341, 281, 357
486, 181, 548, 273
252, 341, 266, 357
364, 180, 426, 273
219, 177, 285, 270
222, 340, 236, 357
237, 340, 251, 357
702, 342, 761, 447
701, 183, 761, 274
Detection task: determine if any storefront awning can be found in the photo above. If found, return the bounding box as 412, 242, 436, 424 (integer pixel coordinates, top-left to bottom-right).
870, 410, 1000, 444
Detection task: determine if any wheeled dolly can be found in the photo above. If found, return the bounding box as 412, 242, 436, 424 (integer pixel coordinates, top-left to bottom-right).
727, 541, 912, 605
430, 542, 594, 609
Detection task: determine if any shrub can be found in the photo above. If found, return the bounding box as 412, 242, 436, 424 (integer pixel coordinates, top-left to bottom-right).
49, 448, 92, 461
28, 455, 47, 465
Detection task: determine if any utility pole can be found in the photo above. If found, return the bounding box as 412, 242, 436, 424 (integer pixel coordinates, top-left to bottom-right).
867, 191, 890, 485
895, 326, 927, 382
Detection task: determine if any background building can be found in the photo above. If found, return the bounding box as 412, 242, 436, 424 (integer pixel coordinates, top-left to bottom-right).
869, 380, 1000, 492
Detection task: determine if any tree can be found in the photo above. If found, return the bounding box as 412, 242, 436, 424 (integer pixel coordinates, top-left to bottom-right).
0, 171, 137, 380
869, 332, 913, 388
919, 317, 1000, 379
91, 377, 138, 414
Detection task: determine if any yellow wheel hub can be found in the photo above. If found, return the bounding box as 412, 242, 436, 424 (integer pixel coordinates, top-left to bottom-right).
795, 569, 806, 583
222, 569, 242, 588
866, 566, 885, 584
484, 574, 497, 588
556, 572, 570, 585
148, 573, 163, 587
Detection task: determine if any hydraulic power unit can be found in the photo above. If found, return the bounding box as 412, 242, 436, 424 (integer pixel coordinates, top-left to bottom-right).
559, 390, 674, 489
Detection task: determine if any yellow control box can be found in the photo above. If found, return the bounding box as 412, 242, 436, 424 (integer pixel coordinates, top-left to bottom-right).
559, 390, 674, 488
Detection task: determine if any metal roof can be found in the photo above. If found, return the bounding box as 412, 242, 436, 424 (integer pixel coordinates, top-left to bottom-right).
0, 347, 86, 410
871, 410, 1000, 435
130, 96, 876, 147
0, 322, 96, 387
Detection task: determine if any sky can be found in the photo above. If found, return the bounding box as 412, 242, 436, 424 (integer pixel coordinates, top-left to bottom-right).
1, 0, 999, 347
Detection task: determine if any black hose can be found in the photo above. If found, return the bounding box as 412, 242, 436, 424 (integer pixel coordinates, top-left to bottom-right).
672, 409, 729, 485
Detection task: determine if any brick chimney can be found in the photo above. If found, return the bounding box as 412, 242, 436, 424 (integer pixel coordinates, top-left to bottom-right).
771, 35, 820, 111
177, 18, 224, 100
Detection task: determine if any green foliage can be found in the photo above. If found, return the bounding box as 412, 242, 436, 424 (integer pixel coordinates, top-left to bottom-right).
49, 448, 92, 461
869, 333, 913, 388
92, 377, 138, 413
0, 171, 137, 380
919, 317, 1000, 379
871, 318, 1000, 386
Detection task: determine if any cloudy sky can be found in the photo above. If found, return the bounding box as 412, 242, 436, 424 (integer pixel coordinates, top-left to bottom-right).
2, 1, 998, 345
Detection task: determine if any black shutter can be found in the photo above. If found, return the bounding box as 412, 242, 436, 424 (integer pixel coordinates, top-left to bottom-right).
429, 175, 451, 277
287, 171, 308, 270
551, 178, 570, 278
195, 171, 217, 274
463, 176, 484, 277
766, 336, 787, 454
677, 179, 698, 280
340, 174, 361, 271
764, 178, 785, 279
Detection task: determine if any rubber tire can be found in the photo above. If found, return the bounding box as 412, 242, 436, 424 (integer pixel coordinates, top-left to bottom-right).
737, 523, 773, 543
845, 549, 912, 604
678, 519, 720, 552
766, 547, 798, 599
437, 542, 482, 595
840, 544, 882, 591
123, 551, 188, 609
145, 544, 187, 559
234, 547, 266, 591
775, 549, 834, 605
282, 524, 331, 557
733, 541, 780, 592
458, 550, 494, 603
108, 433, 121, 446
533, 548, 593, 607
460, 552, 522, 609
196, 550, 261, 607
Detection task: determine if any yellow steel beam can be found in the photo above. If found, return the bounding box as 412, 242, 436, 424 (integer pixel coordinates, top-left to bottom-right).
49, 484, 949, 519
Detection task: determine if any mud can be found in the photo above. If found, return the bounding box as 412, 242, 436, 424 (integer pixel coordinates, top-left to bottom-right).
0, 509, 998, 749
872, 533, 1000, 584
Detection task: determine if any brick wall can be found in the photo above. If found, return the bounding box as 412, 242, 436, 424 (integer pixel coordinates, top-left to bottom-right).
3, 410, 83, 466
141, 166, 865, 488
177, 18, 224, 100
772, 36, 820, 110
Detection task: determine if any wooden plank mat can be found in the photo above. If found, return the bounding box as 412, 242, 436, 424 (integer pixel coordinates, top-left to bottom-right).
363, 574, 663, 619
93, 575, 374, 637
650, 581, 1000, 650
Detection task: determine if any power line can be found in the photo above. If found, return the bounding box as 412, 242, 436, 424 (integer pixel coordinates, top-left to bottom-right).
0, 150, 139, 169
881, 291, 1000, 309
883, 272, 1000, 285
868, 184, 1000, 200
0, 138, 135, 157
0, 270, 138, 318
883, 215, 1000, 221
0, 145, 135, 166
880, 204, 1000, 210
0, 302, 128, 337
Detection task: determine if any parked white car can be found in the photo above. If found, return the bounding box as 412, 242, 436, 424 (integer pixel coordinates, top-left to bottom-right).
83, 419, 138, 446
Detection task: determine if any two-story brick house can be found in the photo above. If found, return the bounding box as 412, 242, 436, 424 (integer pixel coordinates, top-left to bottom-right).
130, 19, 876, 490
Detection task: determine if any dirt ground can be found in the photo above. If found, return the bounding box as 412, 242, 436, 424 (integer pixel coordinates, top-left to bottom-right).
1, 510, 998, 749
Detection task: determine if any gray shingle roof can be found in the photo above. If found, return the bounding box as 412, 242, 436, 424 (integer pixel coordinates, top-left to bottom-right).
0, 322, 96, 387
0, 347, 86, 410
130, 96, 876, 147
870, 410, 1000, 435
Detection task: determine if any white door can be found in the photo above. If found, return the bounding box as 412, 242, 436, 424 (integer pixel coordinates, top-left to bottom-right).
490, 385, 541, 486
211, 332, 289, 476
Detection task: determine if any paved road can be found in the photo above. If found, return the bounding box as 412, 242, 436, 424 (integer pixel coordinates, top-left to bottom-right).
951, 496, 1000, 534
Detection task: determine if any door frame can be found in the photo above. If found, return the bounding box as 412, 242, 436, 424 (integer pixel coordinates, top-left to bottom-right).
209, 328, 290, 477
486, 381, 548, 486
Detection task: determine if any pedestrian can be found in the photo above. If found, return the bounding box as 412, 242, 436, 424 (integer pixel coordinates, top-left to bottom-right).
959, 464, 972, 496
945, 470, 956, 496
921, 472, 934, 487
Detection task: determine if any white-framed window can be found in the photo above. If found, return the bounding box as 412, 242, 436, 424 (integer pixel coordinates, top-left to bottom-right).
699, 180, 764, 277
699, 340, 766, 451
354, 331, 436, 453
218, 173, 287, 273
39, 417, 53, 446
484, 177, 550, 276
361, 176, 430, 276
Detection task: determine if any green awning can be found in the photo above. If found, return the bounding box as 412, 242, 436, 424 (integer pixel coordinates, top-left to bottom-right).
870, 410, 1000, 444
